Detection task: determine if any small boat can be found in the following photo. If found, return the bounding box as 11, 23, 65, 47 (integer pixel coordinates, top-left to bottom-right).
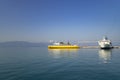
48, 42, 80, 49
98, 36, 113, 49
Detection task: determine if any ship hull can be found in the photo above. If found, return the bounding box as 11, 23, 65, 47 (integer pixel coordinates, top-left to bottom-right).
100, 47, 113, 49
48, 45, 80, 49
98, 41, 112, 49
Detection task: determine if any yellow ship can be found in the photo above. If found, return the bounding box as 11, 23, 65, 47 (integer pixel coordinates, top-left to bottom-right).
48, 42, 80, 49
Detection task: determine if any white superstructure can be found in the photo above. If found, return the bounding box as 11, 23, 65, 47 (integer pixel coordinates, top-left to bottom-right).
98, 36, 112, 49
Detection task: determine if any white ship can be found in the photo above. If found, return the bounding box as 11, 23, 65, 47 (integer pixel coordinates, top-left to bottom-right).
98, 36, 113, 49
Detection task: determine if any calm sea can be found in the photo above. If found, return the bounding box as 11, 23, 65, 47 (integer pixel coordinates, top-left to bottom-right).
0, 46, 120, 80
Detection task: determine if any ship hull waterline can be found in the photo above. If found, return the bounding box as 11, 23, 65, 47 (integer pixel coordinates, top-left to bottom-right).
48, 45, 80, 49
100, 47, 113, 49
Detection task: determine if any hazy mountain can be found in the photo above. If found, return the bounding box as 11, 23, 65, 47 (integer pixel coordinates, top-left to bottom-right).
0, 41, 119, 47
0, 41, 49, 47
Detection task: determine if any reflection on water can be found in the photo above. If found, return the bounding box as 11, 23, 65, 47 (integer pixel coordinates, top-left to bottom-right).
48, 49, 79, 58
98, 49, 112, 63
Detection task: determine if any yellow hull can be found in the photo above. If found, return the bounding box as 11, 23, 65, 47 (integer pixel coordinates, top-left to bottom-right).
48, 45, 80, 49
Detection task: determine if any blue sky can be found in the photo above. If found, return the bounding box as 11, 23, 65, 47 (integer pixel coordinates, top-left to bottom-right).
0, 0, 120, 42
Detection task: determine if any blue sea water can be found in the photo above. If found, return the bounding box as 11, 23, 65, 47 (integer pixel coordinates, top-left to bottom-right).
0, 47, 120, 80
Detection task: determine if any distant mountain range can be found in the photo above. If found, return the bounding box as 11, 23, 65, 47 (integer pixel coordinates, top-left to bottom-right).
0, 41, 119, 47
0, 41, 50, 47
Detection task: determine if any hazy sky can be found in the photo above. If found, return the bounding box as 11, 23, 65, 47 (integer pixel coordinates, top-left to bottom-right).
0, 0, 120, 42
